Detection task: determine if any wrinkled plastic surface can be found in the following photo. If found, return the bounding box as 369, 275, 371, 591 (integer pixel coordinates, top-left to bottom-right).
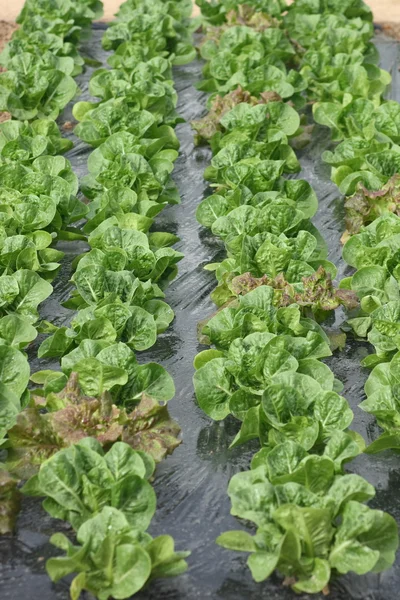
1, 26, 400, 600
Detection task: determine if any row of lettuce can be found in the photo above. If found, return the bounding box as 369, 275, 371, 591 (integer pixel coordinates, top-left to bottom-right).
192, 0, 399, 593
0, 1, 198, 599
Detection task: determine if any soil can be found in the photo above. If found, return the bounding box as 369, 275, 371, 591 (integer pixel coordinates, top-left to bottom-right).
379, 22, 400, 40
0, 20, 17, 52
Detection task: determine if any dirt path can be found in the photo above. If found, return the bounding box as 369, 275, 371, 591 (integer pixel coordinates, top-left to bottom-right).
0, 0, 398, 22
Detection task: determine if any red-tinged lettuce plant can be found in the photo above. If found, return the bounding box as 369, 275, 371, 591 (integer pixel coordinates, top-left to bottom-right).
218, 267, 358, 317
5, 373, 181, 478
198, 6, 280, 50
122, 395, 181, 463
196, 0, 286, 28
0, 468, 20, 534
223, 5, 279, 31
192, 86, 282, 144
344, 174, 400, 237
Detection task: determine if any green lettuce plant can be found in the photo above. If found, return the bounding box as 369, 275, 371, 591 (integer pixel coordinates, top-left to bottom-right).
47, 506, 189, 600
218, 442, 398, 593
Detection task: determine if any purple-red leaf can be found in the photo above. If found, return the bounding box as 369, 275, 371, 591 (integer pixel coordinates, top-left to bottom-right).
122, 395, 181, 463
192, 86, 281, 143
345, 174, 400, 236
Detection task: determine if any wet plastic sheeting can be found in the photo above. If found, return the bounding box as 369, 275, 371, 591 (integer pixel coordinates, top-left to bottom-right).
1, 26, 400, 600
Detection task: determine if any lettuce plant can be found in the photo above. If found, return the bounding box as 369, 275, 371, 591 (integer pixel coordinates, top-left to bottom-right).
0, 119, 73, 163
102, 0, 196, 65
81, 58, 183, 126
0, 155, 88, 232
6, 371, 180, 477
21, 440, 189, 599
17, 0, 103, 39
197, 180, 318, 227
218, 442, 398, 593
343, 175, 400, 235
38, 294, 175, 357
217, 267, 357, 313
0, 232, 64, 280
73, 102, 180, 149
0, 52, 79, 121
193, 86, 284, 143
0, 468, 20, 534
81, 135, 179, 202
196, 0, 287, 27
199, 285, 331, 349
0, 269, 53, 324
47, 506, 189, 600
0, 30, 85, 77
0, 341, 30, 439
195, 324, 344, 418
22, 438, 157, 529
